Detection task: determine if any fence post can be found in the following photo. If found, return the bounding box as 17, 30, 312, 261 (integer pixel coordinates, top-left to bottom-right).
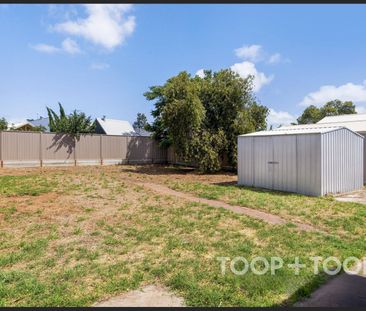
151, 138, 154, 164
126, 136, 130, 165
39, 132, 43, 167
0, 131, 3, 168
74, 136, 77, 166
100, 135, 103, 166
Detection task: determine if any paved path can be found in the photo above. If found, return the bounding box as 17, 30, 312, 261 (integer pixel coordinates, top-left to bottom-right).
94, 285, 185, 307
335, 189, 366, 204
295, 260, 366, 307
136, 182, 319, 232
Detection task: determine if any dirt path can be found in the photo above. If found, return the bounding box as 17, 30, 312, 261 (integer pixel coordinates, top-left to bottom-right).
135, 182, 319, 232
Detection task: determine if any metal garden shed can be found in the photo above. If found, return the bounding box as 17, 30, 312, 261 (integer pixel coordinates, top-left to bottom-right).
237, 125, 364, 196
316, 113, 366, 183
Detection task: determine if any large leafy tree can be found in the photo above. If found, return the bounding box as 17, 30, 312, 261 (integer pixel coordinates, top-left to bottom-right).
47, 103, 96, 134
0, 117, 7, 130
297, 100, 356, 124
144, 69, 269, 172
160, 72, 205, 162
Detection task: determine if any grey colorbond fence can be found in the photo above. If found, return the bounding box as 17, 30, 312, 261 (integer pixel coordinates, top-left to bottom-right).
0, 131, 168, 168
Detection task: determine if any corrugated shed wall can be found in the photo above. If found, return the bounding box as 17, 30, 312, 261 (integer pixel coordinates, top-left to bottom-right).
296, 134, 322, 196
321, 128, 364, 195
253, 136, 273, 190
357, 131, 366, 184
238, 130, 363, 196
273, 135, 298, 193
237, 136, 253, 186
238, 134, 321, 196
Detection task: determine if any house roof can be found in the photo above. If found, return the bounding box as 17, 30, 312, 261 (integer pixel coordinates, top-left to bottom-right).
240, 124, 351, 137
317, 113, 366, 132
11, 121, 36, 130
28, 117, 50, 131
96, 118, 135, 136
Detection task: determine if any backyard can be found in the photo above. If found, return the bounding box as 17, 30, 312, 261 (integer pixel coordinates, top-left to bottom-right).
0, 164, 365, 307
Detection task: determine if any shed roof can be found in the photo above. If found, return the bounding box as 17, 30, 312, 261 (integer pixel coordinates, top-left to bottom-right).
317, 113, 366, 132
96, 118, 135, 136
240, 124, 351, 137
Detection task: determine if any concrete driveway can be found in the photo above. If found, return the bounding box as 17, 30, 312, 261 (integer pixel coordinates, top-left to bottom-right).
334, 188, 366, 204
295, 260, 366, 307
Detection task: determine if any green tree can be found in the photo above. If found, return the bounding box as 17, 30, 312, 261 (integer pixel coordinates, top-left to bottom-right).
297, 105, 323, 124
297, 100, 356, 124
0, 117, 7, 131
322, 99, 356, 116
144, 69, 268, 172
160, 72, 205, 163
133, 113, 148, 130
47, 103, 95, 134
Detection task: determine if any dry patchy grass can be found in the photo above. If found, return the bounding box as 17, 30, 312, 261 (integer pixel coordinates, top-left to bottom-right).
0, 165, 363, 307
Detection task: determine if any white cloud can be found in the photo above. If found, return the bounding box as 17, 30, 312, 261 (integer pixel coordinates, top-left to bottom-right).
195, 69, 205, 78
234, 44, 262, 62
31, 38, 81, 55
90, 62, 110, 70
53, 4, 136, 51
234, 44, 290, 65
61, 38, 81, 54
230, 61, 273, 92
268, 53, 281, 64
267, 108, 296, 127
299, 81, 366, 106
31, 43, 61, 54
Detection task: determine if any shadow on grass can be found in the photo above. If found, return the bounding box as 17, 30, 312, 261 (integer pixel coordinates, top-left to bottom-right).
119, 164, 197, 176
211, 181, 299, 198
278, 270, 366, 307
274, 272, 330, 307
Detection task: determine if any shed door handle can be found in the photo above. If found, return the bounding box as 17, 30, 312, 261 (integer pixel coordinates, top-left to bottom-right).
268, 161, 279, 164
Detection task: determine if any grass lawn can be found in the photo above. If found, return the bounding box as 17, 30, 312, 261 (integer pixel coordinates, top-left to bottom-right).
0, 165, 364, 306
166, 179, 366, 238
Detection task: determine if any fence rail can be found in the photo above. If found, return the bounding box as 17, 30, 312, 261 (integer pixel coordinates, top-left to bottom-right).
0, 131, 168, 168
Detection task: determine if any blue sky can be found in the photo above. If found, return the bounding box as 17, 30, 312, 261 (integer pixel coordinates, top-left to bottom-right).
1, 4, 366, 127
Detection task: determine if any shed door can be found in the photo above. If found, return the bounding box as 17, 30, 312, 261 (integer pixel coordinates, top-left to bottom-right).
272, 136, 297, 193
253, 137, 274, 189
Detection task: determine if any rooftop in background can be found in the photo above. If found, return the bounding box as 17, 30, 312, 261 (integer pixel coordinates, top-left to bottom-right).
27, 117, 50, 132
133, 127, 151, 137
95, 118, 135, 136
11, 121, 37, 131
240, 124, 353, 137
317, 113, 366, 132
